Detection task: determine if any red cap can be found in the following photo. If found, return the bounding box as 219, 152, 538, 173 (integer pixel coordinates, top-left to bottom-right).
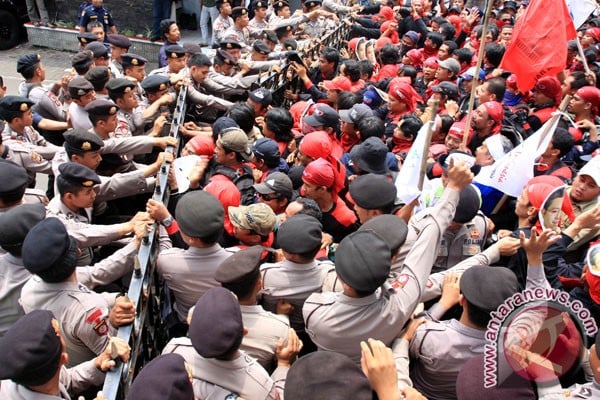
187, 135, 215, 156
535, 76, 562, 105
379, 6, 395, 21
576, 86, 600, 115
482, 101, 505, 131
348, 37, 360, 52
525, 175, 564, 209
587, 27, 600, 42
302, 158, 346, 199
405, 49, 423, 66
376, 37, 392, 50
423, 56, 439, 68
299, 131, 332, 159
324, 76, 352, 92
447, 121, 474, 144
387, 80, 423, 112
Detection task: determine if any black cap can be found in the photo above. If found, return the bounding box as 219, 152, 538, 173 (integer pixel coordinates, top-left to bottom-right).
141, 74, 170, 93
121, 53, 148, 67
0, 159, 28, 198
58, 161, 101, 187
85, 66, 111, 91
84, 41, 108, 58
63, 128, 104, 154
107, 33, 131, 49
284, 351, 372, 400
165, 45, 186, 59
454, 184, 481, 223
349, 174, 396, 210
277, 214, 322, 254
273, 0, 290, 11
349, 137, 389, 175
189, 287, 244, 358
231, 6, 248, 19
72, 51, 94, 70
16, 53, 41, 75
358, 214, 408, 255
68, 76, 94, 99
283, 38, 297, 50
0, 96, 34, 120
335, 230, 391, 292
128, 354, 194, 400
502, 0, 517, 11
252, 40, 271, 55
22, 217, 78, 276
84, 98, 119, 116
175, 191, 224, 238
254, 171, 293, 200
212, 117, 239, 136
220, 38, 243, 50
460, 266, 519, 312
431, 81, 459, 101
262, 30, 278, 43
215, 245, 264, 284
0, 310, 62, 386
251, 137, 280, 163
303, 104, 339, 129
77, 32, 98, 45
0, 203, 46, 250
106, 78, 136, 97
248, 87, 272, 106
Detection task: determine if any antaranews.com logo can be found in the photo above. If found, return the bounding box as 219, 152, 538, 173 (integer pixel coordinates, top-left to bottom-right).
484, 286, 598, 388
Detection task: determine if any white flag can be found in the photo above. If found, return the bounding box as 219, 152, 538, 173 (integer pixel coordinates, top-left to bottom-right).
567, 0, 597, 29
474, 117, 560, 197
395, 121, 433, 204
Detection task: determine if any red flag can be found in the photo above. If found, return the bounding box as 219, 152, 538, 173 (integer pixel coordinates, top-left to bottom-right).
500, 0, 576, 93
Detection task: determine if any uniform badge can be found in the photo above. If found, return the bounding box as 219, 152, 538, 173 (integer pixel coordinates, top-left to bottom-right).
131, 58, 139, 65
390, 274, 410, 289
109, 106, 117, 114
158, 83, 166, 91
81, 141, 92, 151
86, 308, 109, 336
19, 103, 28, 112
30, 151, 43, 163
171, 52, 177, 58
82, 180, 94, 187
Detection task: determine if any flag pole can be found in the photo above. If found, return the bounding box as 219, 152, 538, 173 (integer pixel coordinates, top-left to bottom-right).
461, 0, 495, 150
575, 37, 592, 75
418, 100, 439, 191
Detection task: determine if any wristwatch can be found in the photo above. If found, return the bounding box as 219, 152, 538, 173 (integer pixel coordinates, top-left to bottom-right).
161, 215, 174, 227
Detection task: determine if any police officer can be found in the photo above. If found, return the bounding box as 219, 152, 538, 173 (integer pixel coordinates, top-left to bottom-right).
0, 160, 46, 212
107, 33, 131, 78
77, 31, 100, 50
121, 53, 148, 85
148, 45, 188, 77
85, 66, 111, 100
107, 78, 143, 137
162, 286, 301, 399
348, 173, 398, 224
248, 1, 270, 39
215, 246, 290, 372
68, 76, 96, 131
224, 7, 252, 50
128, 354, 195, 400
213, 0, 234, 46
19, 218, 136, 366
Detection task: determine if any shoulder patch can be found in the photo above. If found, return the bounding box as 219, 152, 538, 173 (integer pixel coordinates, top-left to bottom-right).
86, 308, 109, 336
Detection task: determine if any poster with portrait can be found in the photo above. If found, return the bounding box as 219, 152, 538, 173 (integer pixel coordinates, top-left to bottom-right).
587, 244, 600, 277
539, 185, 567, 232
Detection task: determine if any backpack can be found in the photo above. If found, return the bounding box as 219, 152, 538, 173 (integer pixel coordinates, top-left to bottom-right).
212, 164, 256, 205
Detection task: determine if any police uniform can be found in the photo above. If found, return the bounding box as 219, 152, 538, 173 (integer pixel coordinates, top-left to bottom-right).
162, 287, 286, 400
224, 9, 252, 49
106, 78, 145, 137
212, 13, 234, 45
80, 3, 115, 34
248, 2, 270, 39
67, 77, 95, 131
303, 187, 460, 365
148, 45, 189, 77
1, 141, 52, 185
107, 34, 131, 78
215, 246, 291, 372
19, 219, 117, 367
0, 160, 47, 216
157, 191, 233, 321
0, 310, 106, 399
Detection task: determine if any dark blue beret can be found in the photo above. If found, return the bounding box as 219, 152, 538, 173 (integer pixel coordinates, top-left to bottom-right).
106, 77, 136, 96
0, 310, 62, 386
68, 76, 94, 98
84, 98, 119, 116
58, 161, 101, 186
121, 53, 148, 67
175, 191, 224, 238
0, 95, 34, 121
277, 214, 322, 254
0, 159, 28, 195
190, 287, 243, 358
16, 53, 41, 74
349, 173, 396, 210
128, 354, 194, 400
84, 41, 109, 58
72, 51, 94, 69
252, 40, 270, 55
461, 266, 519, 312
358, 214, 408, 254
77, 32, 99, 45
215, 245, 264, 284
0, 203, 46, 249
231, 7, 248, 20
63, 128, 104, 154
22, 217, 77, 275
165, 45, 186, 59
141, 74, 170, 92
107, 33, 131, 49
220, 38, 243, 50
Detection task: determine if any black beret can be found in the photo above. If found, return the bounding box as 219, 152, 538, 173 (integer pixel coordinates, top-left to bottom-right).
283, 38, 297, 51
72, 51, 94, 69
454, 184, 481, 223
68, 76, 94, 98
335, 230, 391, 293
16, 53, 41, 74
84, 66, 111, 90
0, 310, 62, 386
128, 354, 194, 400
275, 24, 294, 36
277, 214, 322, 254
215, 49, 238, 66
220, 38, 243, 50
216, 0, 231, 6
84, 98, 119, 116
121, 53, 148, 67
175, 191, 224, 238
190, 287, 244, 358
251, 0, 268, 9
77, 32, 99, 45
215, 245, 264, 283
231, 6, 248, 19
0, 159, 28, 196
84, 41, 108, 58
107, 33, 131, 49
58, 161, 101, 187
262, 30, 278, 43
22, 217, 77, 276
182, 42, 203, 55
358, 214, 408, 254
303, 0, 321, 9
252, 40, 271, 55
460, 266, 519, 312
141, 74, 170, 93
165, 45, 186, 59
0, 95, 34, 120
273, 0, 290, 10
349, 174, 396, 210
0, 203, 46, 249
63, 128, 104, 154
284, 351, 372, 400
106, 78, 136, 96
